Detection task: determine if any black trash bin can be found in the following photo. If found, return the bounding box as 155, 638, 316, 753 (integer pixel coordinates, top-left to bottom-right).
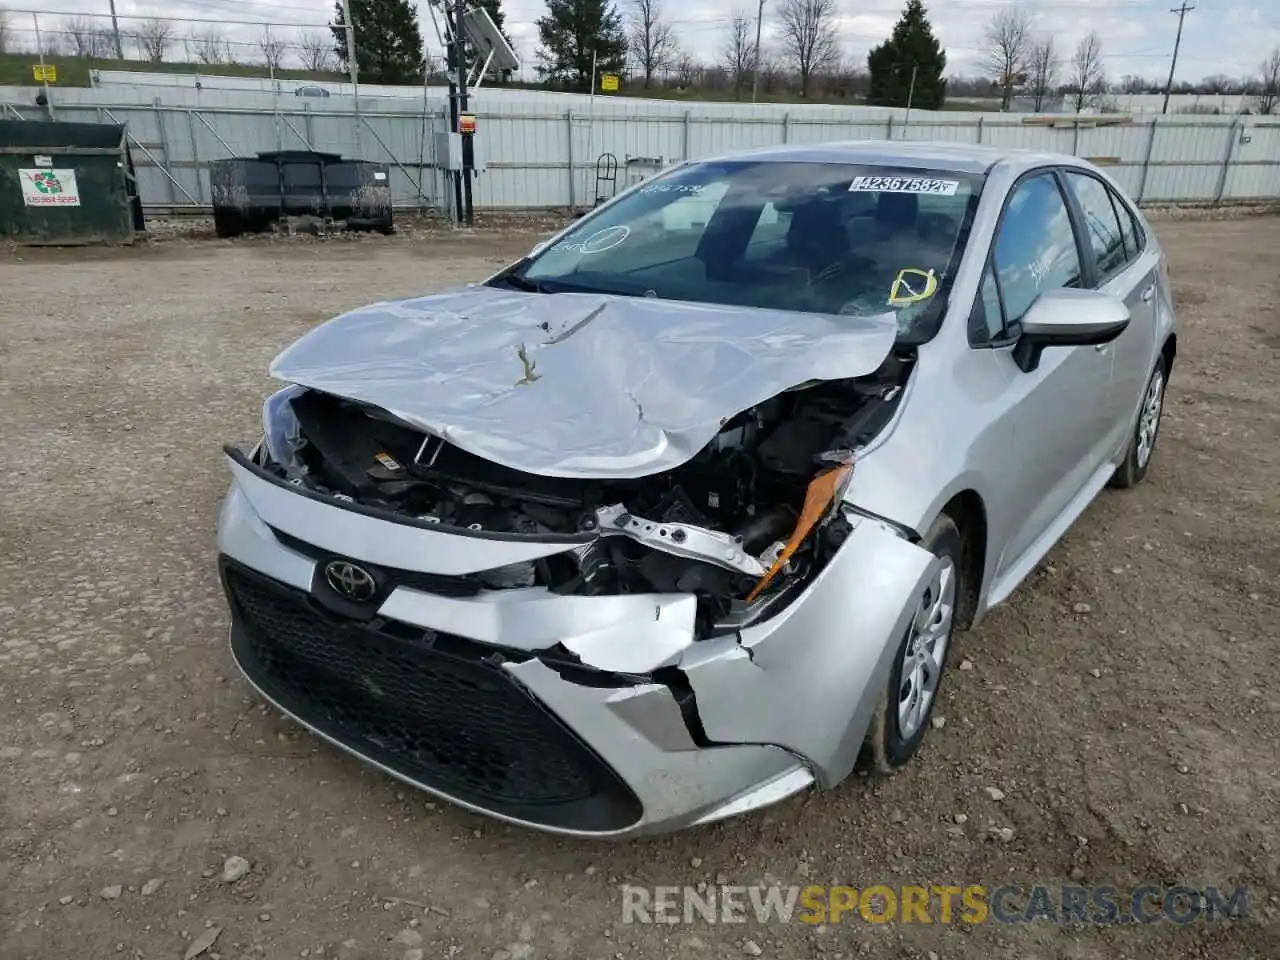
210, 149, 393, 237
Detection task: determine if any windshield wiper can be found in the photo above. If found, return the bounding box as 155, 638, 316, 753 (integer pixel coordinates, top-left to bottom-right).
490, 270, 552, 294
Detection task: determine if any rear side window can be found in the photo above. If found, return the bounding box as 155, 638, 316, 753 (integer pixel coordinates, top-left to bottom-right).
1112, 189, 1145, 261
991, 172, 1082, 326
1065, 172, 1127, 282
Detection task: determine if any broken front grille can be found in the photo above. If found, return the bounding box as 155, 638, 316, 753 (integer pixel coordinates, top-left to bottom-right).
220, 560, 642, 832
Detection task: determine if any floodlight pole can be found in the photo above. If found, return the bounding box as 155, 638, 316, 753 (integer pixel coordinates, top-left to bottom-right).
451, 0, 473, 225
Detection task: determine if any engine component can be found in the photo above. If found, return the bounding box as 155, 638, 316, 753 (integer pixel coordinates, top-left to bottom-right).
746, 462, 853, 601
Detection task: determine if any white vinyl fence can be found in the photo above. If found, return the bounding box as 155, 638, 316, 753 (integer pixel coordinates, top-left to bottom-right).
4, 84, 1279, 213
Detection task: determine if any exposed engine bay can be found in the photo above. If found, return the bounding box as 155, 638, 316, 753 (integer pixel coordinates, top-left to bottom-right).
257, 354, 913, 632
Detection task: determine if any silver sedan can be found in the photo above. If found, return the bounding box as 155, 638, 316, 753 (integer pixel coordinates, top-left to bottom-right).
216, 141, 1176, 837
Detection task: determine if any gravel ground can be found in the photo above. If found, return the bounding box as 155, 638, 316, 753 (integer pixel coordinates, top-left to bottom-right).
2, 213, 1278, 960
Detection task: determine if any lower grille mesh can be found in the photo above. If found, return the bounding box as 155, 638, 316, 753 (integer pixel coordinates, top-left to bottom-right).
222, 561, 641, 830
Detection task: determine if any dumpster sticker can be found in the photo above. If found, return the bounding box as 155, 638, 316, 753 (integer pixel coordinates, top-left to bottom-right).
19, 168, 81, 207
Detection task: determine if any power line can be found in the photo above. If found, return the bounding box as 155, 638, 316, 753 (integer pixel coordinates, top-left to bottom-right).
1161, 1, 1194, 114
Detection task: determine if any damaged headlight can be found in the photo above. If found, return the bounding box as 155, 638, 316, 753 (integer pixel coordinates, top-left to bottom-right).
261, 385, 308, 478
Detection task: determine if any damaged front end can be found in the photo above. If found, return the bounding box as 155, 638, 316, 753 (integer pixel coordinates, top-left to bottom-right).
217, 289, 943, 836
252, 351, 912, 638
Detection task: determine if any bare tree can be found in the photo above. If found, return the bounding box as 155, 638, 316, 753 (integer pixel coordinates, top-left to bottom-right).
67, 16, 105, 58
1257, 47, 1280, 115
1201, 73, 1238, 94
1026, 36, 1058, 111
1118, 73, 1149, 94
983, 6, 1033, 110
672, 52, 700, 88
1067, 30, 1104, 112
134, 17, 174, 63
627, 0, 678, 88
721, 15, 757, 100
259, 29, 288, 71
778, 0, 840, 98
0, 9, 9, 55
190, 26, 229, 65
299, 30, 333, 72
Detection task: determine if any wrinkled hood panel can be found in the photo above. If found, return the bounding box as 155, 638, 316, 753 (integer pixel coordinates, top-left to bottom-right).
270, 285, 899, 479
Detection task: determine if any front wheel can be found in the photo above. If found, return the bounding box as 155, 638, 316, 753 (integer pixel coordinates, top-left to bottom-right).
1109, 357, 1166, 489
857, 513, 962, 774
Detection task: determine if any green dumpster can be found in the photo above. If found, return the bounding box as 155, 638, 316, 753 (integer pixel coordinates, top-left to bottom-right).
0, 119, 142, 245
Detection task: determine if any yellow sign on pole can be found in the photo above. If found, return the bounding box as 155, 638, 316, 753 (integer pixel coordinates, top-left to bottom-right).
600, 74, 620, 92
33, 64, 57, 83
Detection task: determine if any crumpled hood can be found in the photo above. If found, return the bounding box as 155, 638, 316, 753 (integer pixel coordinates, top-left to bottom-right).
270, 285, 899, 479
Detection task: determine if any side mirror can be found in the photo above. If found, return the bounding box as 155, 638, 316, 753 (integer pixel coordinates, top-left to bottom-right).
1012, 289, 1130, 373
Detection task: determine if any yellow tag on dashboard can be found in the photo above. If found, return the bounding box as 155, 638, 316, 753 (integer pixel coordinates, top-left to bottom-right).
887, 268, 938, 306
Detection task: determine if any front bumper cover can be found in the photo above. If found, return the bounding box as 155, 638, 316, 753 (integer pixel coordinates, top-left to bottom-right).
216, 449, 937, 837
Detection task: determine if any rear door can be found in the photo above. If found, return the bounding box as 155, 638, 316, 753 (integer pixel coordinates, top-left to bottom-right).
1061, 170, 1160, 454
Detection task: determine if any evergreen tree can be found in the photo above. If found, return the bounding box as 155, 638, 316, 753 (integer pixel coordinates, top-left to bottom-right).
867, 0, 947, 109
535, 0, 628, 91
331, 0, 425, 86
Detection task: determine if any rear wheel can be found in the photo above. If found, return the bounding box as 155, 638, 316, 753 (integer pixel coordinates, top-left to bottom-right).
1110, 357, 1166, 489
857, 513, 962, 774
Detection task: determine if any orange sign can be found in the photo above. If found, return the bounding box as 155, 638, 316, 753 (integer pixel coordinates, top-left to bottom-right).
459, 114, 477, 134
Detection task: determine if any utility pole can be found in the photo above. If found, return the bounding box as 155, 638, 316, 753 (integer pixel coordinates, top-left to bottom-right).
1161, 2, 1194, 115
751, 0, 765, 102
340, 0, 362, 150
107, 0, 124, 60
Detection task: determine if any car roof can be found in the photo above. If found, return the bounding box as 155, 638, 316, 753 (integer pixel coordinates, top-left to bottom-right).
695, 140, 1084, 177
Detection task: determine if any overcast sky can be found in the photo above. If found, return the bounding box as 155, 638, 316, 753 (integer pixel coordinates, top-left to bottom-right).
5, 0, 1279, 84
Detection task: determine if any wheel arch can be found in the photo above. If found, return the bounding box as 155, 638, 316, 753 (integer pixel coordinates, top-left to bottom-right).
1161, 332, 1177, 376
937, 489, 987, 631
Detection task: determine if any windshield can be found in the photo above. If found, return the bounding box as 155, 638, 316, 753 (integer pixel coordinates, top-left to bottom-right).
502, 160, 982, 343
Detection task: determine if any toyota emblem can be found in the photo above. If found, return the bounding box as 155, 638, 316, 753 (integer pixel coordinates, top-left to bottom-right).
324, 560, 377, 602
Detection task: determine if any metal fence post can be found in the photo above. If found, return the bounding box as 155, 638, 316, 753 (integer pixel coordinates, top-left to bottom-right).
566, 112, 575, 210
975, 116, 984, 144
1136, 118, 1158, 204
886, 116, 894, 140
186, 109, 203, 205
154, 99, 177, 205
682, 110, 691, 161
1214, 119, 1239, 206
782, 113, 790, 144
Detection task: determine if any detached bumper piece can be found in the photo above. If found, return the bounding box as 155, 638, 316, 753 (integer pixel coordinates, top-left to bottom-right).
219, 560, 643, 832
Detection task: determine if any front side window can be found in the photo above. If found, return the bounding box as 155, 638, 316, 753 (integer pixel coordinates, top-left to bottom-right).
969, 265, 1006, 343
504, 160, 983, 343
991, 172, 1082, 326
1065, 171, 1128, 281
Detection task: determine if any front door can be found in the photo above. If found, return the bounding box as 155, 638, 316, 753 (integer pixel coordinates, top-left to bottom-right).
977, 171, 1116, 577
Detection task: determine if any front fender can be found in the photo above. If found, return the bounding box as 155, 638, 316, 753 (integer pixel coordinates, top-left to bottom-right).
680, 518, 939, 788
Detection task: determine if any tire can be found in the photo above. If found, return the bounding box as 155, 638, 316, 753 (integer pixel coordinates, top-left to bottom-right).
857, 513, 964, 775
1109, 356, 1167, 490
213, 211, 240, 239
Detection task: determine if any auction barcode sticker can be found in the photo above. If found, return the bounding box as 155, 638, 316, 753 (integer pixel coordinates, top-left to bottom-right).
849, 175, 959, 195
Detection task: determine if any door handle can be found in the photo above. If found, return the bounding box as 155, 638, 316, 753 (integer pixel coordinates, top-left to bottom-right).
1094, 343, 1110, 352
1140, 284, 1155, 303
